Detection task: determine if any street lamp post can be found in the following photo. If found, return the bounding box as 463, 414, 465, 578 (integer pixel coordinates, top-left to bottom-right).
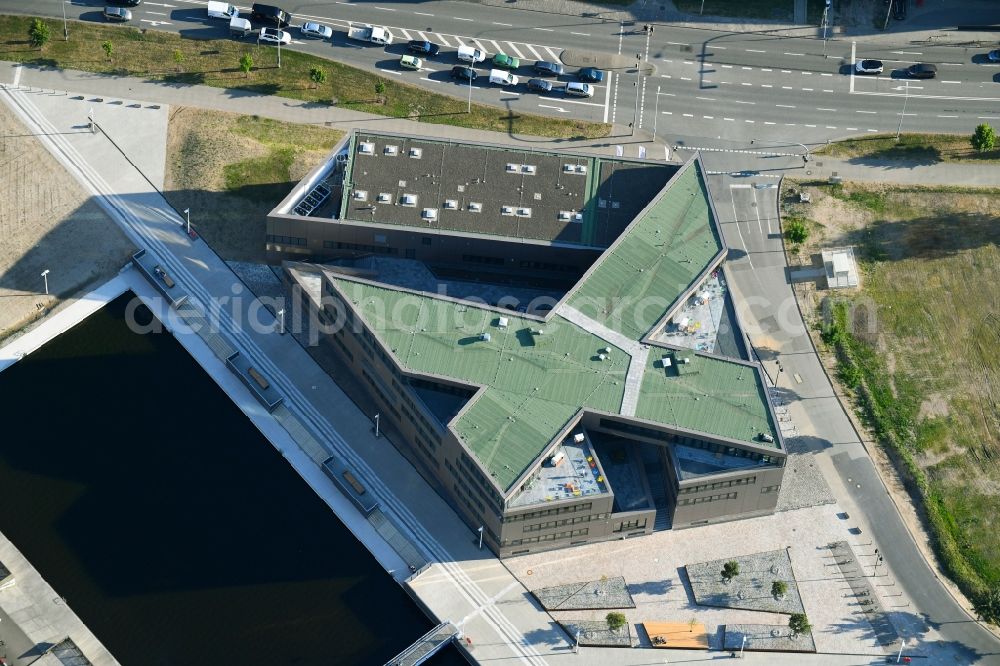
574, 630, 580, 653
477, 526, 484, 550
739, 635, 747, 658
896, 638, 906, 663
883, 0, 894, 31
40, 269, 50, 295
895, 81, 910, 140
183, 207, 191, 234
277, 308, 285, 334
373, 413, 380, 438
653, 85, 661, 141
62, 0, 68, 40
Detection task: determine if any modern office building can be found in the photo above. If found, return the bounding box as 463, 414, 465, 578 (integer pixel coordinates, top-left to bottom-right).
270, 131, 786, 557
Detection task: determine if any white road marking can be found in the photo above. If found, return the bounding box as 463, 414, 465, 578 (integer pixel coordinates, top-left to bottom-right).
704, 115, 714, 119
731, 184, 751, 188
538, 104, 568, 113
781, 70, 791, 73
12, 64, 21, 86
544, 47, 561, 61
399, 28, 412, 40
846, 127, 858, 130
821, 73, 833, 77
746, 49, 766, 53
782, 86, 793, 90
764, 121, 776, 125
826, 125, 837, 129
856, 110, 877, 114
533, 27, 554, 32
784, 52, 804, 56
850, 40, 856, 94
721, 64, 733, 69
683, 113, 694, 117
570, 31, 590, 36
817, 107, 836, 111
937, 115, 958, 118
868, 129, 879, 132
487, 39, 503, 54
139, 19, 172, 25
603, 71, 611, 123
892, 50, 922, 55
696, 96, 716, 101
662, 111, 673, 115
941, 80, 961, 84
801, 88, 813, 91
505, 42, 524, 59
805, 123, 816, 127
745, 119, 754, 123
417, 31, 429, 41
454, 17, 473, 21
666, 41, 686, 46
761, 84, 773, 88
714, 46, 726, 49
801, 71, 813, 75
741, 82, 752, 86
472, 39, 487, 54
145, 10, 167, 15
742, 66, 752, 70
492, 21, 512, 26
378, 68, 402, 75
978, 115, 1000, 119
525, 44, 544, 60
724, 117, 734, 121
761, 68, 772, 72
681, 77, 692, 81
435, 34, 451, 48
414, 11, 434, 17
733, 100, 755, 104
776, 104, 796, 108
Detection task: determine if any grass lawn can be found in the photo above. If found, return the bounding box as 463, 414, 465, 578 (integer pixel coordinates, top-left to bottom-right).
165, 108, 343, 261
0, 15, 609, 140
783, 180, 1000, 616
815, 133, 1000, 163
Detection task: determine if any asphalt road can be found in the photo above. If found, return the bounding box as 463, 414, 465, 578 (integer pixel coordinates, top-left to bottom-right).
8, 0, 1000, 144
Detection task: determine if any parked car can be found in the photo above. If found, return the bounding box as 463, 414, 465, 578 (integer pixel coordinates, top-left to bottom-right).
533, 60, 564, 77
493, 53, 520, 70
907, 63, 937, 79
300, 22, 332, 39
102, 6, 131, 21
565, 82, 594, 97
577, 67, 604, 83
527, 78, 554, 93
258, 27, 291, 45
408, 40, 440, 56
451, 65, 478, 81
854, 59, 884, 75
892, 0, 906, 20
206, 0, 236, 18
108, 0, 140, 6
250, 3, 290, 27
987, 49, 1000, 63
399, 55, 423, 70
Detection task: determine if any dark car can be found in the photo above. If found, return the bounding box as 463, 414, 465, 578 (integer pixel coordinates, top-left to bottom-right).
893, 0, 906, 20
527, 78, 554, 93
533, 60, 564, 77
987, 49, 1000, 63
408, 40, 440, 56
577, 67, 605, 83
451, 65, 478, 81
908, 63, 937, 79
102, 6, 131, 21
250, 3, 291, 27
107, 0, 140, 6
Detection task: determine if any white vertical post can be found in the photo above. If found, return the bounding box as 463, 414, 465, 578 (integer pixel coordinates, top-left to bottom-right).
183, 208, 191, 234
740, 635, 747, 658
895, 81, 909, 140
41, 269, 50, 295
373, 413, 380, 438
653, 85, 660, 141
468, 73, 473, 113
896, 638, 906, 663
477, 526, 484, 550
277, 308, 285, 334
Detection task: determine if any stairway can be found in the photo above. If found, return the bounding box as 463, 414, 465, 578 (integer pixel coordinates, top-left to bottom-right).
639, 444, 672, 531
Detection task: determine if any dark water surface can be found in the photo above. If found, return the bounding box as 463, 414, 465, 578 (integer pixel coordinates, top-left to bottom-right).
0, 294, 464, 666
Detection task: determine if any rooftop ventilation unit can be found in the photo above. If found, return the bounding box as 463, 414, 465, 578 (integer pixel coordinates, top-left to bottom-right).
575, 165, 587, 174
444, 199, 458, 210
558, 211, 571, 221
506, 163, 520, 173
384, 145, 399, 156
573, 213, 583, 223
468, 202, 482, 213
421, 208, 438, 221
358, 142, 375, 155
401, 193, 418, 207
522, 164, 536, 175
573, 433, 585, 443
497, 317, 509, 328
377, 192, 392, 203
409, 147, 422, 159
353, 190, 368, 201
501, 206, 515, 216
516, 207, 532, 218
480, 332, 491, 342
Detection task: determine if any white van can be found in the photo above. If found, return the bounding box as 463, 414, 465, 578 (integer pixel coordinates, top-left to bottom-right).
207, 1, 238, 19
489, 69, 518, 86
457, 45, 486, 63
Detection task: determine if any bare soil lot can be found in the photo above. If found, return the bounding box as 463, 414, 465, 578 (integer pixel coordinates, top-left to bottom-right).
163, 107, 342, 262
781, 179, 1000, 617
0, 102, 134, 343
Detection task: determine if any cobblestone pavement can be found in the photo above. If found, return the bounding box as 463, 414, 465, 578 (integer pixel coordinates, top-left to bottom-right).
725, 623, 816, 653
533, 576, 635, 610
506, 503, 905, 654
687, 549, 805, 615
559, 619, 632, 647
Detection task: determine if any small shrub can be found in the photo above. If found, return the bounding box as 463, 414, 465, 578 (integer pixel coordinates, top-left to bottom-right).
239, 53, 253, 78
789, 613, 811, 637
28, 18, 50, 49
374, 78, 386, 102
771, 580, 788, 598
101, 40, 114, 61
172, 49, 184, 67
605, 612, 627, 632
721, 560, 740, 582
785, 219, 809, 244
973, 588, 1000, 625
971, 123, 996, 153
309, 67, 327, 88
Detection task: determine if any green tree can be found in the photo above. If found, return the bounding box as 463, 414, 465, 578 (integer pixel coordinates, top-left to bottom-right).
721, 560, 740, 583
771, 580, 788, 598
785, 219, 809, 244
172, 49, 185, 68
28, 18, 50, 49
605, 612, 627, 632
239, 53, 253, 78
309, 66, 327, 88
374, 78, 386, 102
971, 123, 996, 153
789, 613, 812, 637
101, 40, 114, 61
973, 588, 1000, 625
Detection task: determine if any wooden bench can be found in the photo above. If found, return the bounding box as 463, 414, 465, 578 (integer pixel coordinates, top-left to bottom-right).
247, 367, 269, 390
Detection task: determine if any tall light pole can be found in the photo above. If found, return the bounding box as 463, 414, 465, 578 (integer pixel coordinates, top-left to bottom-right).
40, 269, 50, 295
477, 525, 484, 550
896, 638, 906, 663
652, 85, 661, 141
277, 308, 285, 334
895, 80, 910, 140
821, 5, 830, 54
183, 207, 191, 234
883, 0, 894, 31
739, 635, 747, 658
373, 413, 380, 438
62, 0, 68, 40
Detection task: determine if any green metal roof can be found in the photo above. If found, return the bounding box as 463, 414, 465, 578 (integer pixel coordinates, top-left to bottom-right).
332, 279, 628, 490
636, 350, 778, 446
567, 161, 723, 340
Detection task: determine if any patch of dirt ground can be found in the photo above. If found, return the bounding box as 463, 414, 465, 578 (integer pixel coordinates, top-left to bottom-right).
0, 102, 134, 344
163, 107, 341, 263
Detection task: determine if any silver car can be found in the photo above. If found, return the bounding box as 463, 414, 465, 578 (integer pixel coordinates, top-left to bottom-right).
103, 6, 131, 21
259, 27, 291, 45
300, 21, 332, 39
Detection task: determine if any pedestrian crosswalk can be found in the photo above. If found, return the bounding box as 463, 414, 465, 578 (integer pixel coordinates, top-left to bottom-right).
392, 27, 562, 63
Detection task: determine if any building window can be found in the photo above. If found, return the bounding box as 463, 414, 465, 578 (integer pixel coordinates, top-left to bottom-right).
421, 237, 432, 246
761, 485, 781, 494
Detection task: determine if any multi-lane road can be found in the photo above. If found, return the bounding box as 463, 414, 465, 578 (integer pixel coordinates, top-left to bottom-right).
7, 0, 1000, 145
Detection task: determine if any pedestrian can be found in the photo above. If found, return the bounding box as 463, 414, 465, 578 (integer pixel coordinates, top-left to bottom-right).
643, 24, 648, 32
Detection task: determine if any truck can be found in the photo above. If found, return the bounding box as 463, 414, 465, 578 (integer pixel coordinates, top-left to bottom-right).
229, 16, 252, 37
489, 69, 518, 86
207, 0, 238, 19
347, 23, 393, 45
